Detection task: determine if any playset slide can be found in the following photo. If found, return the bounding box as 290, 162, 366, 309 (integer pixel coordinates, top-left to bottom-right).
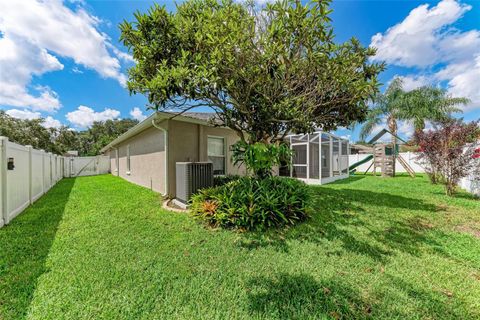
348, 154, 373, 174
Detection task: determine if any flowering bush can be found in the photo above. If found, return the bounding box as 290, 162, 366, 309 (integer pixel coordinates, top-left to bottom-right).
415, 119, 480, 196
473, 148, 480, 159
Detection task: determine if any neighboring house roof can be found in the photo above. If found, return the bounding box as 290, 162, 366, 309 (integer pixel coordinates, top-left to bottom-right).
350, 144, 373, 153
100, 111, 217, 153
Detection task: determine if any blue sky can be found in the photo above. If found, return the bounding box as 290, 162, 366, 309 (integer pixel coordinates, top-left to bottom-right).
0, 0, 479, 142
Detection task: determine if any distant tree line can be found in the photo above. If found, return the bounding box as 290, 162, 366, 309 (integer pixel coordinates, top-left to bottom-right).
0, 111, 138, 156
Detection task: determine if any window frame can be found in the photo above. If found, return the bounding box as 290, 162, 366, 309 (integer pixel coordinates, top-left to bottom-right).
207, 135, 227, 176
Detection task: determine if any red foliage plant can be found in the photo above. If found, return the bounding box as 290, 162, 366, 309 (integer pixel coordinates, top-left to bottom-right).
415, 119, 480, 196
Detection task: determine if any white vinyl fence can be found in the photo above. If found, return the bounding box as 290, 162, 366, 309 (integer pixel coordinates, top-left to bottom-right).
460, 176, 480, 197
349, 152, 426, 174
63, 155, 110, 178
349, 151, 480, 196
0, 137, 64, 227
0, 137, 111, 228
460, 145, 480, 197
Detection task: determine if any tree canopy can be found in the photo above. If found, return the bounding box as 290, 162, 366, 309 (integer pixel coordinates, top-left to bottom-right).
0, 111, 137, 156
120, 0, 384, 144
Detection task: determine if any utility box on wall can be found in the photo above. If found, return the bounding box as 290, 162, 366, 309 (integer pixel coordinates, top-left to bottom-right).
7, 157, 14, 170
175, 162, 213, 205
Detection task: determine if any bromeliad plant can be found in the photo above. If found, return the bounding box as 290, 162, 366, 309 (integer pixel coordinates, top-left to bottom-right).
190, 176, 311, 230
191, 142, 310, 231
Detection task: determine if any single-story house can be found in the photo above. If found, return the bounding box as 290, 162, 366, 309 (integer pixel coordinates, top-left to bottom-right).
101, 112, 245, 197
101, 111, 350, 198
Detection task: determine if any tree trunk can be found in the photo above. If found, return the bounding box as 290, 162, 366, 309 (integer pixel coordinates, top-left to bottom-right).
387, 114, 398, 177
387, 114, 398, 147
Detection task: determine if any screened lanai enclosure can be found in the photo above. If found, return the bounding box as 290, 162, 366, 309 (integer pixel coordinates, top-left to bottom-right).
280, 131, 350, 184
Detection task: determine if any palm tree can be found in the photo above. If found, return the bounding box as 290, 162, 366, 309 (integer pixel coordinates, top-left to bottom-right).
359, 77, 469, 145
404, 86, 469, 133
359, 77, 406, 146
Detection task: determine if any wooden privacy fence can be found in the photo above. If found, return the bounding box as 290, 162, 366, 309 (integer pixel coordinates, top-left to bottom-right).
0, 137, 111, 228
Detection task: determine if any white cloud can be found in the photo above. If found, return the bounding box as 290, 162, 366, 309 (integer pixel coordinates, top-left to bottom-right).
0, 36, 63, 112
5, 109, 62, 128
72, 67, 84, 74
0, 0, 131, 111
129, 107, 147, 121
5, 109, 41, 120
66, 105, 120, 128
397, 121, 414, 137
43, 116, 62, 129
369, 119, 414, 142
395, 75, 431, 92
371, 0, 480, 111
371, 0, 471, 67
436, 55, 480, 111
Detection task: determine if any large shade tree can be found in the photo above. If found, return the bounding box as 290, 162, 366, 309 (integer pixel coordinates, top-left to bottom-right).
120, 0, 384, 149
359, 78, 469, 145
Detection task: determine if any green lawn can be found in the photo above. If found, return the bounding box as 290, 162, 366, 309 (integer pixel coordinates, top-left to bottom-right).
1, 174, 479, 319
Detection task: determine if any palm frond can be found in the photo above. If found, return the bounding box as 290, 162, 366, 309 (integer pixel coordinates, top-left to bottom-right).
359, 113, 382, 142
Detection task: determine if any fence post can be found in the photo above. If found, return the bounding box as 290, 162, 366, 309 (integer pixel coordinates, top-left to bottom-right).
49, 152, 53, 188
0, 137, 7, 227
41, 150, 45, 195
26, 145, 33, 204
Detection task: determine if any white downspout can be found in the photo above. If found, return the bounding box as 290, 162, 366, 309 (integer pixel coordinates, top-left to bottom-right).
152, 118, 169, 197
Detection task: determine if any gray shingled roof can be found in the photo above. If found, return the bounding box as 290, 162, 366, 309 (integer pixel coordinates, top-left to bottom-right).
182, 112, 217, 122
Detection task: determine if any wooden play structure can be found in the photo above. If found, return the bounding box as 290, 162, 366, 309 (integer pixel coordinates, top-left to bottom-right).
363, 129, 416, 178
373, 143, 395, 177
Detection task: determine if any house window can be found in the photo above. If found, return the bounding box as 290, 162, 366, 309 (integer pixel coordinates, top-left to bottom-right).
126, 145, 131, 174
208, 136, 226, 175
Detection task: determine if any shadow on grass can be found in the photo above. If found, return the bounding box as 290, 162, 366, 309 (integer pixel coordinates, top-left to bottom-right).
0, 178, 75, 319
433, 191, 479, 201
327, 176, 366, 185
247, 273, 372, 319
380, 275, 477, 319
310, 187, 438, 211
246, 272, 474, 319
238, 186, 440, 262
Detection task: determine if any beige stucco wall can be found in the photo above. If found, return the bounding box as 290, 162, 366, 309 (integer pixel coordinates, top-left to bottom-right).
166, 120, 245, 197
110, 126, 167, 194
106, 118, 245, 198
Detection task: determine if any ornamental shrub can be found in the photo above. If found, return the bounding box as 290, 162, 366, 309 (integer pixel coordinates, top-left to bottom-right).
415, 119, 480, 196
213, 175, 241, 187
190, 176, 311, 230
231, 141, 292, 179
